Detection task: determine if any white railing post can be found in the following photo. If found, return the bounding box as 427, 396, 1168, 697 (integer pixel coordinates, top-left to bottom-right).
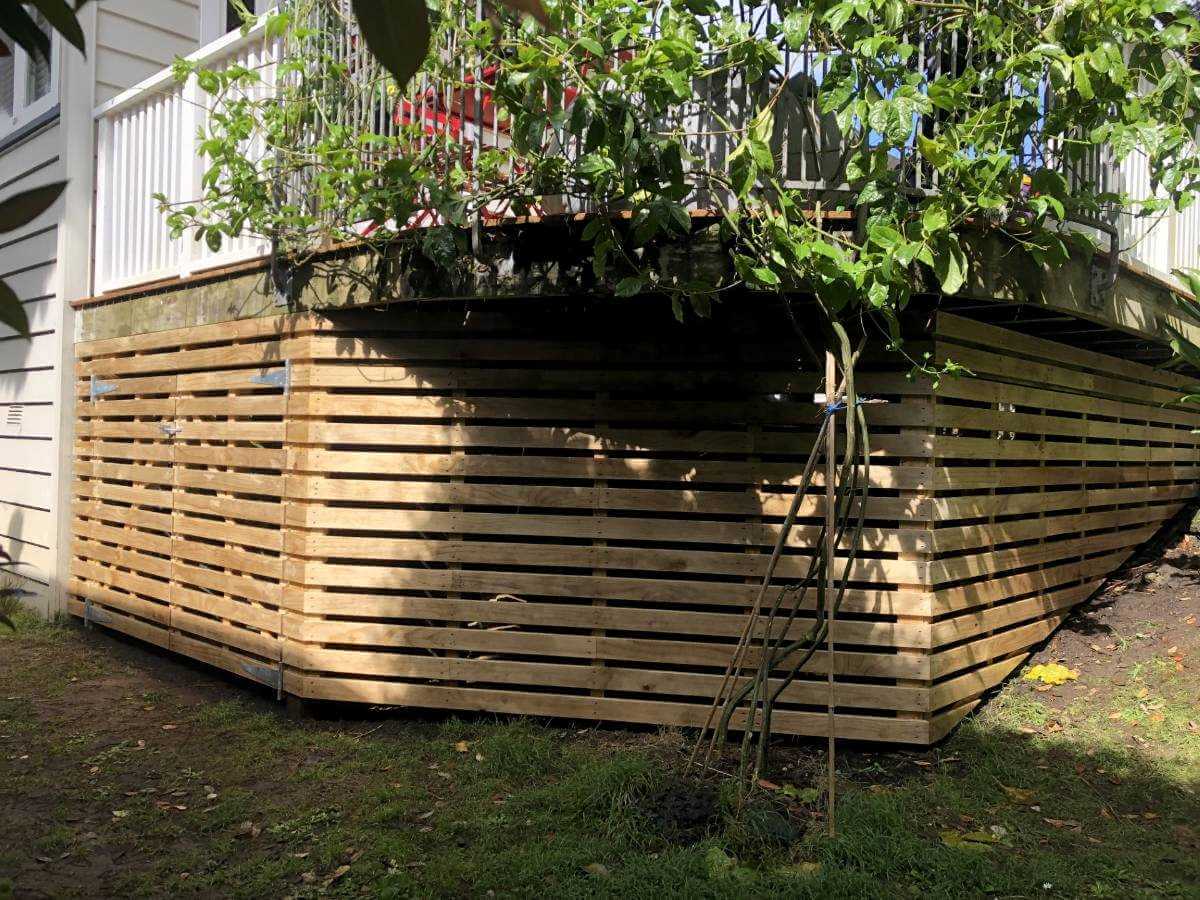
179, 71, 202, 280
93, 115, 112, 294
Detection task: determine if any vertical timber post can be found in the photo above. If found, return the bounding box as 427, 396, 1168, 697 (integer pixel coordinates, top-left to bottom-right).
824, 350, 837, 836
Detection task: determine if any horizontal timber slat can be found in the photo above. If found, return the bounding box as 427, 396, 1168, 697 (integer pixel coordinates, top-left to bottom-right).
69, 301, 1200, 744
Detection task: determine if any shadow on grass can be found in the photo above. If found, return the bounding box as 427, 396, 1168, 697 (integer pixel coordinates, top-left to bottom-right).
4, 614, 1197, 899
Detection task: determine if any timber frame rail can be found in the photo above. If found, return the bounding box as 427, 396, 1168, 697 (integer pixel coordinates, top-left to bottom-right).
69, 301, 1200, 744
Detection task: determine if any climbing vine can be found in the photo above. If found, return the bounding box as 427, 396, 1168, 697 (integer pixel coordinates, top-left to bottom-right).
166, 0, 1200, 336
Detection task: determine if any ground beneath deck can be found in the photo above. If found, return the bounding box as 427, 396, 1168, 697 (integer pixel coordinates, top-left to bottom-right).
2, 543, 1199, 899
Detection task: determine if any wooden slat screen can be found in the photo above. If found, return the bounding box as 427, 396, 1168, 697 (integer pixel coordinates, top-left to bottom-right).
68, 303, 1200, 745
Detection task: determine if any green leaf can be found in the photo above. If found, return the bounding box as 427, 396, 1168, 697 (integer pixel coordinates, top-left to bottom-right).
921, 203, 949, 235
1165, 323, 1200, 370
728, 144, 757, 199
29, 0, 86, 56
931, 236, 967, 295
868, 224, 902, 250
498, 0, 550, 27
916, 134, 951, 171
1072, 56, 1094, 100
351, 0, 432, 91
1174, 268, 1200, 300
615, 276, 644, 297
265, 10, 293, 41
782, 9, 813, 49
577, 36, 604, 57
751, 266, 781, 287
0, 3, 51, 62
0, 182, 66, 233
0, 279, 30, 338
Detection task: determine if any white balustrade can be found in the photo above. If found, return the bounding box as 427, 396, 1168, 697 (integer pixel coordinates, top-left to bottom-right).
90, 11, 1200, 297
92, 22, 281, 294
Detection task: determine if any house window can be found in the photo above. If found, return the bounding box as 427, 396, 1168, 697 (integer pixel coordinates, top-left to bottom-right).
202, 0, 273, 43
0, 12, 60, 141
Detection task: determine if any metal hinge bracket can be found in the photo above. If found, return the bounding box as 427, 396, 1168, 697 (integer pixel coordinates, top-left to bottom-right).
83, 598, 114, 628
90, 375, 118, 402
250, 360, 291, 394
240, 660, 283, 697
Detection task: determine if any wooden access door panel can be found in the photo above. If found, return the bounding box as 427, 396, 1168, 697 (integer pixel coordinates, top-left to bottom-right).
70, 369, 178, 647
71, 317, 298, 692
167, 364, 290, 690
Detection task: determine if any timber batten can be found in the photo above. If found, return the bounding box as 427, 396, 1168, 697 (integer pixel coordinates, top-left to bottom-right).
68, 300, 1200, 744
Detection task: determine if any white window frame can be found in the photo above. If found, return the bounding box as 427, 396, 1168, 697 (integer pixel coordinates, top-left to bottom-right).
0, 28, 61, 141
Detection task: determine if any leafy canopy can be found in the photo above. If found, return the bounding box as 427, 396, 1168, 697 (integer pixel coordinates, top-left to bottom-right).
167, 0, 1200, 341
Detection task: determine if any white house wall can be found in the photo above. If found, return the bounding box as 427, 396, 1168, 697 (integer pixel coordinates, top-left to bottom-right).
0, 2, 206, 614
0, 123, 65, 605
95, 0, 202, 106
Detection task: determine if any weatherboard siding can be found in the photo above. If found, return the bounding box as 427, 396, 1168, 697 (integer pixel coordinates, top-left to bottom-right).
94, 0, 202, 106
0, 123, 65, 600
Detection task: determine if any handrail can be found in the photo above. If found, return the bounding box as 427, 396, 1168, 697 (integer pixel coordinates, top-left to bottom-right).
92, 17, 270, 120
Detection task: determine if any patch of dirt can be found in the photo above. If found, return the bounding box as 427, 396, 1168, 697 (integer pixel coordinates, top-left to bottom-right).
0, 633, 305, 897
1021, 532, 1200, 727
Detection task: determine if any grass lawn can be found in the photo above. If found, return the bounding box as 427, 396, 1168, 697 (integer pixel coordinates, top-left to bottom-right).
1, 567, 1198, 898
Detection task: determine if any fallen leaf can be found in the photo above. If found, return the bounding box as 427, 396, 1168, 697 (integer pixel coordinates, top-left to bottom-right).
111, 810, 128, 819
1024, 663, 1079, 686
323, 865, 350, 887
782, 862, 822, 876
161, 724, 177, 731
235, 821, 261, 839
454, 741, 469, 753
1000, 785, 1035, 804
1043, 818, 1081, 831
941, 830, 999, 851
757, 778, 781, 791
582, 863, 610, 877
